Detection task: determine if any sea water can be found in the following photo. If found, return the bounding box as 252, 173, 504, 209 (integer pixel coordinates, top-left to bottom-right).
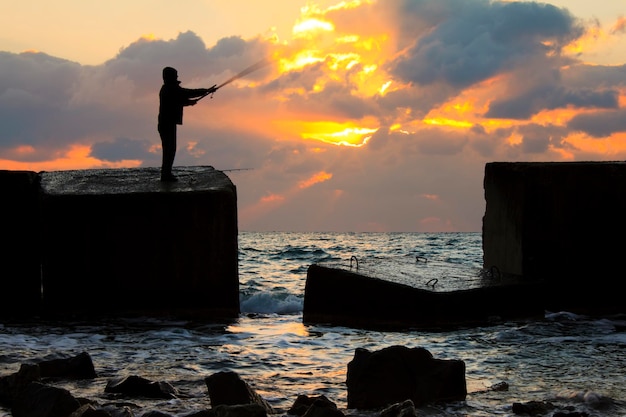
0, 232, 624, 416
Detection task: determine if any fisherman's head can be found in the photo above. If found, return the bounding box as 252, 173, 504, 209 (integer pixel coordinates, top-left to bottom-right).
162, 67, 179, 83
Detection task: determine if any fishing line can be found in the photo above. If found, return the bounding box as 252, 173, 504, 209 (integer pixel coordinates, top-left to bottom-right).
199, 58, 270, 100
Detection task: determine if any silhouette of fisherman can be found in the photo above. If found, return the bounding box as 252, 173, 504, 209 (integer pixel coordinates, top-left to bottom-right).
158, 67, 216, 182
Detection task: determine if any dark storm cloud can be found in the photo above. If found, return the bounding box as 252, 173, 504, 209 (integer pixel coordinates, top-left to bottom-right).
0, 51, 80, 100
562, 63, 626, 89
324, 84, 377, 119
367, 126, 468, 156
414, 129, 468, 155
291, 80, 379, 119
516, 123, 568, 153
486, 85, 619, 119
388, 0, 582, 88
90, 137, 153, 162
483, 123, 571, 158
0, 51, 81, 147
568, 110, 626, 137
376, 82, 457, 117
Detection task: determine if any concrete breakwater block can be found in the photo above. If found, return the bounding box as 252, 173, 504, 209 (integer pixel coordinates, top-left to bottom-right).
303, 256, 544, 330
1, 166, 240, 319
0, 170, 42, 316
38, 166, 240, 318
483, 161, 626, 314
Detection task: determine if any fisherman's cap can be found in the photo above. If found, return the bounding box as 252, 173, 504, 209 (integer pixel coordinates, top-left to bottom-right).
162, 67, 178, 82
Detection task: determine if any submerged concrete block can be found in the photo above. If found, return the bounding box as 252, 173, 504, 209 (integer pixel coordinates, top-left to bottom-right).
483, 161, 626, 314
38, 166, 239, 318
303, 259, 544, 330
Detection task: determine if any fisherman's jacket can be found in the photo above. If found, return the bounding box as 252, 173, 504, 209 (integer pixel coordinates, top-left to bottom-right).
158, 81, 205, 126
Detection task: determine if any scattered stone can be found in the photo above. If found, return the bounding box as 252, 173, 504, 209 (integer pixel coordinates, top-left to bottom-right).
379, 399, 417, 417
288, 395, 338, 416
0, 364, 41, 407
37, 352, 97, 380
300, 395, 343, 417
2, 348, 607, 417
105, 376, 178, 399
489, 381, 509, 392
11, 381, 81, 417
346, 345, 466, 409
204, 371, 273, 414
511, 400, 555, 415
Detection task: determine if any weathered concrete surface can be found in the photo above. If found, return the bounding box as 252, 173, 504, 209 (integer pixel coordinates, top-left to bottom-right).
0, 170, 42, 317
1, 166, 240, 319
38, 166, 239, 318
303, 261, 544, 330
483, 161, 625, 314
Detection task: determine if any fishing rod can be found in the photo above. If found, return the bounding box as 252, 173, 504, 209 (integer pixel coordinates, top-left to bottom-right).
199, 58, 270, 101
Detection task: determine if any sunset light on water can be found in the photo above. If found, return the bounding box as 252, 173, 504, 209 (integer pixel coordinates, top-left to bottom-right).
2, 3, 626, 416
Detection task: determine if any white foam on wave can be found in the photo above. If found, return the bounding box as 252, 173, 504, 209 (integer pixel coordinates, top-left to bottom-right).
240, 292, 303, 314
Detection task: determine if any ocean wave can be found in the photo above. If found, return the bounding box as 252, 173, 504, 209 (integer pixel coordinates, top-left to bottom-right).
240, 291, 303, 315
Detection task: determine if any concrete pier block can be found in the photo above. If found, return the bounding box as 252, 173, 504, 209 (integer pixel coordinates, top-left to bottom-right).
38, 166, 239, 318
482, 161, 626, 314
304, 261, 543, 330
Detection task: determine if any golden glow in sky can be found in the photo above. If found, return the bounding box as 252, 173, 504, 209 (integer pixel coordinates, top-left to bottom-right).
1, 0, 626, 232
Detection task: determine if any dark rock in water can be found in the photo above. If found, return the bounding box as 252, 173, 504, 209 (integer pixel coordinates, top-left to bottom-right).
289, 394, 337, 416
11, 381, 81, 417
204, 371, 274, 414
288, 394, 343, 417
0, 364, 41, 407
379, 399, 418, 417
302, 402, 344, 417
346, 345, 466, 409
105, 375, 177, 399
37, 351, 97, 380
511, 400, 556, 415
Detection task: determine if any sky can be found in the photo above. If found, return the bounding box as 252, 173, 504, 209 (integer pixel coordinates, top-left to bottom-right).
1, 0, 626, 233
